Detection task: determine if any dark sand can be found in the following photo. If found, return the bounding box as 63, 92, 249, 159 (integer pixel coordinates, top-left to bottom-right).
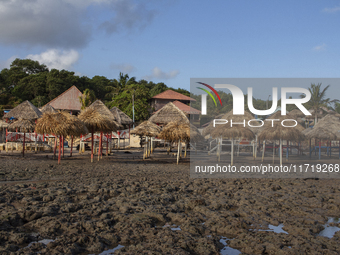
0, 149, 339, 254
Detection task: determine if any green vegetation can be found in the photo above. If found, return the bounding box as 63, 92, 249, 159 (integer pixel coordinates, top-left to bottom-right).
302, 83, 338, 124
0, 58, 189, 121
1, 59, 336, 124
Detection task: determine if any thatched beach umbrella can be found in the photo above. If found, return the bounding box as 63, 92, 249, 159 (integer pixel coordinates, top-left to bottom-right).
211, 123, 254, 165
3, 100, 42, 120
131, 121, 161, 159
131, 121, 161, 137
41, 104, 57, 114
110, 107, 133, 128
60, 112, 88, 157
204, 110, 255, 164
35, 112, 71, 164
110, 106, 133, 149
305, 114, 340, 159
78, 101, 119, 162
8, 118, 35, 157
259, 111, 305, 165
159, 121, 203, 164
149, 102, 189, 125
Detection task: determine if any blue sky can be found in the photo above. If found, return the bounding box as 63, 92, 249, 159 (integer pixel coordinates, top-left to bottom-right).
0, 0, 340, 100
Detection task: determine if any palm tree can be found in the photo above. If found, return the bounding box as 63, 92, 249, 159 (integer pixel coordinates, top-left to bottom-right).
79, 89, 96, 110
105, 73, 136, 99
304, 83, 337, 124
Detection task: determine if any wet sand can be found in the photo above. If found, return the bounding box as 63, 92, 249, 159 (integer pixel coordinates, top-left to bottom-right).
0, 149, 339, 254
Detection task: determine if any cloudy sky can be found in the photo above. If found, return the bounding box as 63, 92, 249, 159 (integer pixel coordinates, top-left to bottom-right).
0, 0, 340, 99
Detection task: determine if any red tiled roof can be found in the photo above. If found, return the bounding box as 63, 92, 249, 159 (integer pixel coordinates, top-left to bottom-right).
153, 100, 201, 115
152, 90, 196, 101
43, 86, 83, 111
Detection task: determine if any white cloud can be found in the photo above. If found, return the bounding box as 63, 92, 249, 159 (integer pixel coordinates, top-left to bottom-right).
0, 0, 159, 48
323, 6, 340, 13
143, 67, 179, 80
110, 63, 136, 73
26, 49, 80, 70
313, 43, 326, 51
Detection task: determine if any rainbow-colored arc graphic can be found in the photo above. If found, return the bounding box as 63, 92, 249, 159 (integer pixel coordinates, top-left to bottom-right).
196, 82, 223, 107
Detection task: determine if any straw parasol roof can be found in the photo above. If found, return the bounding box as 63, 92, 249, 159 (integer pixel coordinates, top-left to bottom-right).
258, 111, 305, 141
158, 122, 203, 142
202, 110, 254, 136
190, 124, 204, 142
3, 100, 42, 120
305, 114, 340, 140
110, 107, 133, 127
8, 118, 35, 133
203, 110, 255, 137
149, 102, 189, 125
41, 104, 57, 114
0, 120, 9, 129
288, 108, 306, 118
131, 121, 161, 137
78, 100, 120, 132
211, 125, 255, 139
302, 127, 312, 136
305, 128, 337, 140
35, 112, 71, 137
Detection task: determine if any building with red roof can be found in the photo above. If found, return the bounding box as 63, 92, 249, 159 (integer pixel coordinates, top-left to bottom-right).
150, 89, 196, 112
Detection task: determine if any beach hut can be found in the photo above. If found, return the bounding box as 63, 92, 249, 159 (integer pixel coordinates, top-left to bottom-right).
305, 114, 340, 159
78, 100, 119, 162
7, 119, 35, 157
131, 121, 161, 159
149, 102, 189, 125
258, 111, 305, 165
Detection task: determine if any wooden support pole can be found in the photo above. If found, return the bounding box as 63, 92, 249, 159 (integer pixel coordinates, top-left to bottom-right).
53, 137, 57, 159
262, 140, 265, 162
273, 141, 275, 164
280, 138, 283, 166
62, 136, 64, 158
106, 133, 109, 156
58, 136, 62, 164
91, 129, 94, 163
177, 139, 181, 164
70, 136, 73, 157
22, 132, 25, 157
231, 137, 234, 166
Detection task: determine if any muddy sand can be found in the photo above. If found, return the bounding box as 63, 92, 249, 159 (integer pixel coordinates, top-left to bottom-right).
0, 149, 339, 254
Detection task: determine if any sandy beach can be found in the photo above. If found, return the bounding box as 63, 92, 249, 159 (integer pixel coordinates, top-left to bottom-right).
0, 148, 339, 255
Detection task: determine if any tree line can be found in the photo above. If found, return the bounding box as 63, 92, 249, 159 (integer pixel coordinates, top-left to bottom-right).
0, 58, 190, 121
1, 58, 337, 124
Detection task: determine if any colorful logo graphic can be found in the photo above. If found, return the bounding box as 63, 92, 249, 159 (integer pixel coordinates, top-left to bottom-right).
196, 82, 223, 107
